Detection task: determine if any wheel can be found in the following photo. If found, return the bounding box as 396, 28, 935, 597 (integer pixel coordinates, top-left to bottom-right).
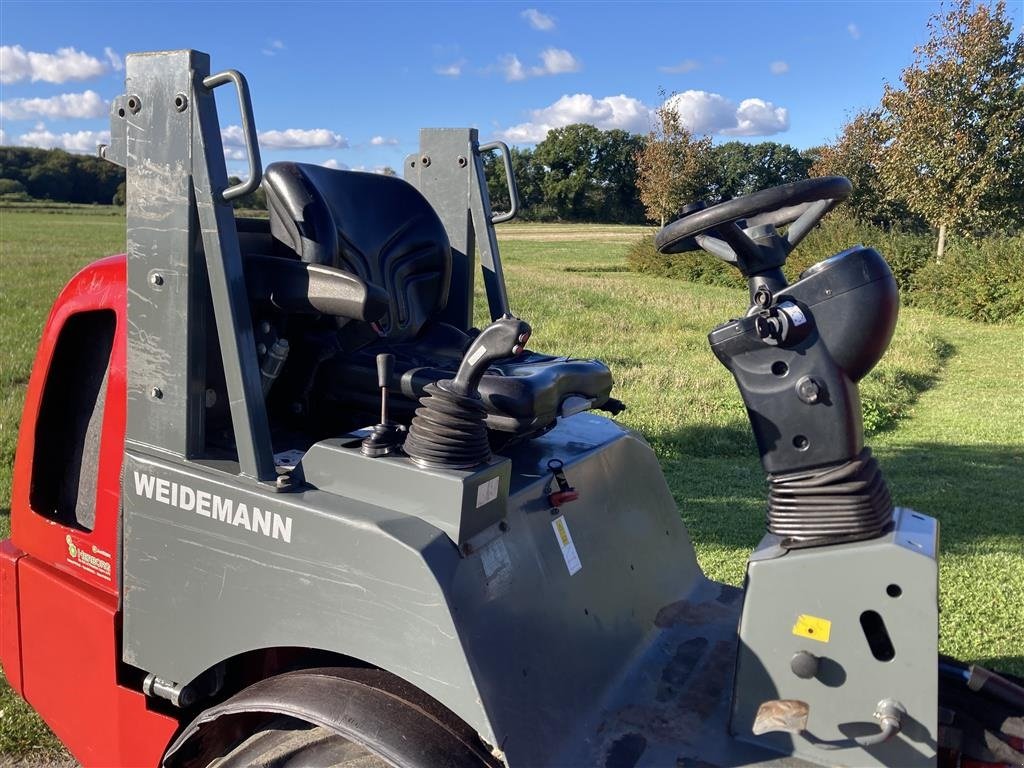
208, 716, 389, 768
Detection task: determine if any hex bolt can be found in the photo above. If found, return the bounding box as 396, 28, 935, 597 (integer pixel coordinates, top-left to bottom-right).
457, 155, 468, 167
150, 273, 164, 287
420, 154, 431, 167
151, 387, 163, 400
127, 95, 142, 114
796, 376, 823, 404
173, 93, 188, 112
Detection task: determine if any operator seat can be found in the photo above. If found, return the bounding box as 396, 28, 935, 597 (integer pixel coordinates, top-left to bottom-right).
262, 161, 614, 435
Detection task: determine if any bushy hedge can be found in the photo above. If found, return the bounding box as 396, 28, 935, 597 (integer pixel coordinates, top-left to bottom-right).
626, 216, 1023, 324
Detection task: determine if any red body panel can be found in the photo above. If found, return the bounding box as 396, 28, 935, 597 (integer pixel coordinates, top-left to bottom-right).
3, 255, 179, 766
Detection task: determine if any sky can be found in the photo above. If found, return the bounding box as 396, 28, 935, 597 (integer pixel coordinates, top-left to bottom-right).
2, 1, 1021, 177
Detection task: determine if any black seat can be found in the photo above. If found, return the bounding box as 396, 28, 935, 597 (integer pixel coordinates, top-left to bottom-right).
263, 162, 613, 434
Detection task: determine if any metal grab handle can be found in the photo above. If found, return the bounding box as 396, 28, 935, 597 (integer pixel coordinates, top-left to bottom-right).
202, 70, 262, 201
479, 140, 520, 224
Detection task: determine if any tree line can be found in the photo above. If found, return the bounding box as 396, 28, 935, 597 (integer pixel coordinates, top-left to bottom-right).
3, 0, 1019, 256
635, 0, 1022, 257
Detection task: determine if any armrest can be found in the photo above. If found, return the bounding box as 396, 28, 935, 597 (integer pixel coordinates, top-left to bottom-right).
245, 255, 388, 322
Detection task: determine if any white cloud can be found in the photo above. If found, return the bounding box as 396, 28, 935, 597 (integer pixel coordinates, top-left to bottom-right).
499, 48, 580, 81
500, 54, 528, 82
261, 39, 286, 56
726, 98, 789, 136
224, 147, 247, 161
770, 60, 789, 75
322, 159, 348, 170
659, 59, 700, 74
435, 60, 466, 77
0, 90, 108, 121
521, 8, 555, 31
104, 47, 123, 72
222, 125, 348, 149
0, 45, 110, 84
17, 125, 110, 152
538, 48, 579, 75
370, 135, 398, 146
498, 90, 789, 143
498, 93, 652, 143
0, 129, 7, 145
848, 23, 861, 40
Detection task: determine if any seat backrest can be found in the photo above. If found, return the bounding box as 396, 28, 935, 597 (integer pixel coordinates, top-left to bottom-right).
263, 162, 451, 341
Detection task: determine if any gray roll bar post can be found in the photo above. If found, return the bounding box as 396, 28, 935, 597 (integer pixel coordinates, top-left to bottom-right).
103, 51, 276, 483
405, 130, 519, 330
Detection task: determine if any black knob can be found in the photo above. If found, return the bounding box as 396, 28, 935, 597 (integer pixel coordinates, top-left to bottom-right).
791, 650, 820, 679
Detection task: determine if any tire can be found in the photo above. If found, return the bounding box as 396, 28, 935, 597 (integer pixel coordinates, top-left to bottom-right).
208, 716, 391, 768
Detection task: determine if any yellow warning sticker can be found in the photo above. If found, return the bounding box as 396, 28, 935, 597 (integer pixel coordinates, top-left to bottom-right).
792, 614, 831, 643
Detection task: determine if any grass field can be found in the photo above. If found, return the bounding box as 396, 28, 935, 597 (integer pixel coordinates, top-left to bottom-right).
0, 207, 1021, 760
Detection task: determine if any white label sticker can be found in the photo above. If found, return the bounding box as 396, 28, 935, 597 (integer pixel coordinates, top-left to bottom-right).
551, 516, 582, 575
467, 345, 487, 365
481, 537, 510, 579
273, 448, 306, 470
476, 476, 500, 508
779, 301, 807, 326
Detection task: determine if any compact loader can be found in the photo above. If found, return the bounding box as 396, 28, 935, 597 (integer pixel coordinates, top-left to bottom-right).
1, 50, 1021, 768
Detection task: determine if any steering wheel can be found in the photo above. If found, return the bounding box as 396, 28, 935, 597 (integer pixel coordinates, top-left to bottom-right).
654, 177, 852, 275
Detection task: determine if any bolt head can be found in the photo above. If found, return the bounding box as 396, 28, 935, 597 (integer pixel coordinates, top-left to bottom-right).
797, 376, 822, 404
150, 387, 163, 399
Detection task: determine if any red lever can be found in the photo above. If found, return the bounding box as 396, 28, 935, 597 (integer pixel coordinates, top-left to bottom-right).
547, 459, 578, 507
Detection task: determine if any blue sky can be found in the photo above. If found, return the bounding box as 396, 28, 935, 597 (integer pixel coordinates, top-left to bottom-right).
2, 1, 1020, 175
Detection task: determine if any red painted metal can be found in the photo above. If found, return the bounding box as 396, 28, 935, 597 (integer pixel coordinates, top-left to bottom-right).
0, 539, 25, 694
10, 255, 127, 595
5, 255, 180, 766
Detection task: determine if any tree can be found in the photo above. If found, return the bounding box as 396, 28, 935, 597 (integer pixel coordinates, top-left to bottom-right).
708, 141, 812, 200
880, 0, 1024, 258
634, 98, 713, 226
810, 110, 923, 229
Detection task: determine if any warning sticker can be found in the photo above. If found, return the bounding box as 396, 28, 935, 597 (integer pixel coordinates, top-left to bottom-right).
792, 613, 831, 643
476, 476, 500, 508
551, 516, 582, 575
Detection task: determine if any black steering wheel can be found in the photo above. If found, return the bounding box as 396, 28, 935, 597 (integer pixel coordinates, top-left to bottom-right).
654, 177, 852, 274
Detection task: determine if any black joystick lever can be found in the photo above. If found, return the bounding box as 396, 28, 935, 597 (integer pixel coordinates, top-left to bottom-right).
450, 315, 531, 396
361, 353, 405, 457
403, 315, 531, 469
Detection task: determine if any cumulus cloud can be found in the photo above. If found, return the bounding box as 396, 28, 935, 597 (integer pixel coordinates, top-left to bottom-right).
727, 98, 790, 136
770, 60, 789, 75
499, 47, 580, 81
17, 125, 110, 152
848, 23, 861, 40
498, 93, 652, 143
521, 8, 555, 31
222, 125, 348, 149
0, 45, 113, 84
666, 90, 789, 136
224, 147, 247, 161
0, 90, 107, 121
498, 90, 789, 143
659, 59, 700, 74
370, 135, 399, 146
435, 60, 466, 77
322, 159, 348, 170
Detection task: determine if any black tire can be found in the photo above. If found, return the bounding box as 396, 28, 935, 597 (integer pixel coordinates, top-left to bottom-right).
208, 716, 390, 768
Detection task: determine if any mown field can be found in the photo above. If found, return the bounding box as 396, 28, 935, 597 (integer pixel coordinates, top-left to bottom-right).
0, 207, 1021, 762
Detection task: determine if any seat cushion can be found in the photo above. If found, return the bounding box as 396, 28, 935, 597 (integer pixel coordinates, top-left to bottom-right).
325, 324, 614, 434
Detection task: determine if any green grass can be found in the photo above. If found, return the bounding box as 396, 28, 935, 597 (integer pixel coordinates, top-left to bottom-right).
0, 209, 1021, 758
